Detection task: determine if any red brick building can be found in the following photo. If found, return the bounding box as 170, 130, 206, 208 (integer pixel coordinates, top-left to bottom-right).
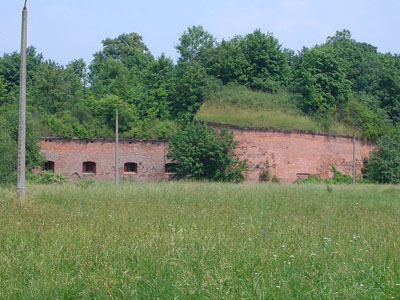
40, 126, 375, 183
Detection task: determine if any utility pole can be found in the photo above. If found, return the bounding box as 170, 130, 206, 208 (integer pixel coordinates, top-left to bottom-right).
115, 107, 119, 185
17, 0, 28, 199
352, 136, 356, 185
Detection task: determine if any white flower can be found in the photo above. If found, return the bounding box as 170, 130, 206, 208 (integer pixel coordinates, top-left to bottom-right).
289, 255, 295, 259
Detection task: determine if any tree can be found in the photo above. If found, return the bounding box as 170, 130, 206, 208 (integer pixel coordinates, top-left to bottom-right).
362, 135, 400, 183
207, 30, 289, 92
176, 25, 216, 64
294, 47, 352, 115
168, 61, 209, 120
0, 123, 17, 183
0, 104, 44, 183
167, 124, 248, 182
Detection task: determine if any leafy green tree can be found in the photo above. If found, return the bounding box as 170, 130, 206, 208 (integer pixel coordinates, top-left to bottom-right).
294, 47, 352, 114
168, 62, 209, 120
0, 104, 44, 183
207, 30, 289, 92
176, 25, 216, 64
362, 135, 400, 183
0, 122, 17, 183
167, 124, 248, 182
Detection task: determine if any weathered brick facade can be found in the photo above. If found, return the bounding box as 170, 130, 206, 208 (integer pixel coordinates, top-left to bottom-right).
40, 127, 375, 183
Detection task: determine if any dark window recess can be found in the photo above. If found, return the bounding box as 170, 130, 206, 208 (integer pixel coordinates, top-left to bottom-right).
44, 161, 55, 172
124, 162, 138, 173
83, 161, 96, 174
165, 163, 177, 173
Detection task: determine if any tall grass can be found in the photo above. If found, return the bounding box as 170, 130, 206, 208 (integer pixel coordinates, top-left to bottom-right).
195, 86, 355, 135
0, 182, 399, 298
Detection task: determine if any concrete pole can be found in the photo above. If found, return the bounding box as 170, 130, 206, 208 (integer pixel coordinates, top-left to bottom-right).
115, 107, 119, 185
17, 2, 28, 199
352, 136, 356, 185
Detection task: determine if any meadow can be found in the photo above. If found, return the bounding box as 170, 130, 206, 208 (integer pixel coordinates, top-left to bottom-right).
0, 182, 399, 299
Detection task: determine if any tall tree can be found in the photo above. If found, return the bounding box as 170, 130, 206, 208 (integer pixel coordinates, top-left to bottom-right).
176, 25, 216, 64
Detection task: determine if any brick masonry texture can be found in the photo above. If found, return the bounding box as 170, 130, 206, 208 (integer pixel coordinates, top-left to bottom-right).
40, 128, 375, 183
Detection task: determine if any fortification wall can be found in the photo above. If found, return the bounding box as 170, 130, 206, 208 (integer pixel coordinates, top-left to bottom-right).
40, 128, 375, 183
230, 128, 375, 182
41, 139, 170, 181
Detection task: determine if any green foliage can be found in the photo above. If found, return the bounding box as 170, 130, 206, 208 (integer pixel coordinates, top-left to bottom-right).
294, 46, 352, 115
0, 105, 44, 183
169, 62, 209, 119
0, 123, 17, 183
176, 25, 216, 64
206, 30, 289, 92
167, 124, 248, 182
28, 171, 66, 184
362, 135, 400, 184
296, 166, 352, 184
331, 165, 353, 184
1, 28, 400, 145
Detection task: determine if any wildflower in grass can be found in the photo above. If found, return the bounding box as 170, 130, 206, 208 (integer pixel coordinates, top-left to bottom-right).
310, 253, 316, 257
276, 286, 280, 289
289, 255, 295, 259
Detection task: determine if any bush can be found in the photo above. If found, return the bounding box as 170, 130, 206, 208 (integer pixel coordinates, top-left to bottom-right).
296, 165, 352, 184
167, 123, 248, 182
362, 135, 400, 184
28, 171, 66, 184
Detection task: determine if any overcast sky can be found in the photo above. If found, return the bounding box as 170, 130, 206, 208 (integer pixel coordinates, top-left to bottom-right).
1, 0, 399, 65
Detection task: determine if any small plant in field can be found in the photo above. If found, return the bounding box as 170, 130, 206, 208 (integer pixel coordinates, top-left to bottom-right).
271, 175, 281, 183
28, 171, 66, 184
260, 159, 271, 182
295, 174, 324, 184
296, 165, 353, 184
260, 159, 280, 182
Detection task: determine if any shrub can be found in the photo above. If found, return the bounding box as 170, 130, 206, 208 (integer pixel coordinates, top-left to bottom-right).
331, 165, 352, 184
28, 171, 66, 184
362, 135, 400, 184
167, 123, 248, 182
296, 166, 352, 184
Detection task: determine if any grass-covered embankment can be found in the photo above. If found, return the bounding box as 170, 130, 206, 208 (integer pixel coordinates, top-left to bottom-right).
195, 86, 355, 135
0, 182, 399, 298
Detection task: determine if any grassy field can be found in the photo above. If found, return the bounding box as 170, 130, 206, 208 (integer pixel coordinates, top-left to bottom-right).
195, 86, 355, 136
0, 182, 399, 299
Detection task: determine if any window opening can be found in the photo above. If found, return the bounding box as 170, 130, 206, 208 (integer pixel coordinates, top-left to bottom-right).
83, 161, 96, 174
124, 162, 138, 173
44, 161, 55, 172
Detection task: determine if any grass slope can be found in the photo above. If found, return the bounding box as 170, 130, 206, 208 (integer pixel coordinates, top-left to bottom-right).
195, 86, 354, 135
0, 182, 399, 298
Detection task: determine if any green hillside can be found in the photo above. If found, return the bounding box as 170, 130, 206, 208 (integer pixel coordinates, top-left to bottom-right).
195, 86, 355, 135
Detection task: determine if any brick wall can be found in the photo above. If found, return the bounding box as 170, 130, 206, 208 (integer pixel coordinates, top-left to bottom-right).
230, 128, 375, 182
41, 138, 171, 181
40, 128, 375, 183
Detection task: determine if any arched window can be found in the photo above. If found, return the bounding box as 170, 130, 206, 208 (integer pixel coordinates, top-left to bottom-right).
165, 163, 177, 174
124, 162, 138, 173
83, 161, 96, 174
44, 161, 55, 172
